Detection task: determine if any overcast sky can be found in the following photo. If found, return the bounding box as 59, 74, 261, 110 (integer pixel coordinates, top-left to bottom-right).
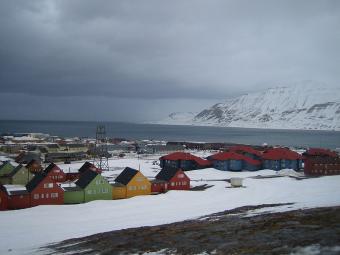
0, 0, 339, 122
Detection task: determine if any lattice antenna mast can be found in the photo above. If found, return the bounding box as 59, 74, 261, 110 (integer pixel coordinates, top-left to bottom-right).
93, 125, 110, 171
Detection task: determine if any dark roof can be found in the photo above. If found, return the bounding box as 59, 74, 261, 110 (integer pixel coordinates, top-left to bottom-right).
155, 168, 182, 182
0, 161, 12, 170
75, 169, 98, 189
17, 153, 41, 164
44, 163, 61, 174
7, 164, 25, 178
0, 185, 29, 196
9, 190, 29, 196
115, 167, 138, 185
79, 161, 97, 173
26, 173, 47, 192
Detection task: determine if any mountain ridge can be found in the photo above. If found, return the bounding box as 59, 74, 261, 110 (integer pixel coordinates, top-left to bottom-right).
158, 81, 340, 131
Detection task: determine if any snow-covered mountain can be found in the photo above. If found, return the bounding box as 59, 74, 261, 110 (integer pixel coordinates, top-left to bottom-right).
160, 81, 340, 131
165, 112, 197, 125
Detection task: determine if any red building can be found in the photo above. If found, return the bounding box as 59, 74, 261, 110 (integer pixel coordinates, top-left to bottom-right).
160, 152, 211, 171
26, 173, 64, 207
26, 159, 43, 174
303, 148, 340, 176
229, 145, 263, 160
44, 163, 66, 182
262, 148, 303, 171
0, 185, 9, 210
78, 161, 102, 174
65, 172, 80, 182
64, 162, 101, 182
152, 168, 190, 193
0, 184, 30, 210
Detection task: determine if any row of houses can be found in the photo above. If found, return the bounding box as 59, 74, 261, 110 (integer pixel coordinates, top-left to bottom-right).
160, 146, 303, 171
160, 146, 339, 175
0, 161, 191, 211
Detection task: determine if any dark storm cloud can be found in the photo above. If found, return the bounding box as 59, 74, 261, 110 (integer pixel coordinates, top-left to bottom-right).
0, 0, 339, 121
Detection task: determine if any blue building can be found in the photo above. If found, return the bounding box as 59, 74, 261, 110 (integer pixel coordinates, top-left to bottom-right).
208, 152, 261, 171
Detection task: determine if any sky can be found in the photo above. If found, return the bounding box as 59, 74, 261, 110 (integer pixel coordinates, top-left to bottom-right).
0, 0, 339, 122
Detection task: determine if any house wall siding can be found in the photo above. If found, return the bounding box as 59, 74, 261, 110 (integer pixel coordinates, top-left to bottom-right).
64, 190, 84, 204
112, 186, 126, 199
125, 172, 151, 198
0, 190, 8, 210
0, 163, 14, 177
30, 178, 64, 207
8, 194, 30, 210
12, 167, 34, 185
83, 175, 112, 202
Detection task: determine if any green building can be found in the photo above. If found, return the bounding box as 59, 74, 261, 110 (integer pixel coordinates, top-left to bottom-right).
0, 164, 34, 185
0, 161, 15, 178
63, 186, 84, 204
64, 170, 112, 204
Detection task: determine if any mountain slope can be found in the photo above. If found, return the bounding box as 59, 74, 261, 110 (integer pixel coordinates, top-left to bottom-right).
162, 81, 340, 131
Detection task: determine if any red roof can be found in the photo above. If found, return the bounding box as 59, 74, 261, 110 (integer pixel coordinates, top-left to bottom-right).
160, 152, 211, 166
304, 148, 338, 158
209, 151, 261, 165
229, 145, 263, 157
262, 148, 302, 160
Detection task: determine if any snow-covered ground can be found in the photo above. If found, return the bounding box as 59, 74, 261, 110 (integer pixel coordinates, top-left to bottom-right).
1, 154, 340, 254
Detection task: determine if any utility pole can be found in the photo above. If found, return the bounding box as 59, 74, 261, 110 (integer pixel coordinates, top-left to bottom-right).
93, 125, 110, 171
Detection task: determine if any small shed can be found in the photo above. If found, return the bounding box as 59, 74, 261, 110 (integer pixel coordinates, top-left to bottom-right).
0, 184, 30, 210
230, 178, 243, 188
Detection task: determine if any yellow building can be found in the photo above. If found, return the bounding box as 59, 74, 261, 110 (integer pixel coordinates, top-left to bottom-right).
113, 167, 151, 199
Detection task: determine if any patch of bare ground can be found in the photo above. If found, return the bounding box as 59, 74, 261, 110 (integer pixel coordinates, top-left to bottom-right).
44, 204, 340, 255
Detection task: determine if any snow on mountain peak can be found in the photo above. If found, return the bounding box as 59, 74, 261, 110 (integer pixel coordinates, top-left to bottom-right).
160, 81, 340, 131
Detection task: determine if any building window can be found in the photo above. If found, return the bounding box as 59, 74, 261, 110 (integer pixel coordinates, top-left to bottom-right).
87, 190, 92, 194
171, 182, 175, 186
41, 194, 44, 199
51, 193, 58, 198
178, 174, 184, 178
34, 194, 39, 199
44, 183, 53, 189
182, 181, 186, 185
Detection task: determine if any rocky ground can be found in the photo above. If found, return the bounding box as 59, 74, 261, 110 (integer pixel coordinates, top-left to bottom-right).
43, 204, 340, 255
